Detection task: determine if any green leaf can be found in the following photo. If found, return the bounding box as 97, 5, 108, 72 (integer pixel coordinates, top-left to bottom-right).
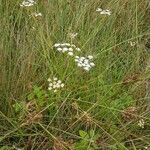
28, 93, 34, 100
13, 102, 23, 113
79, 130, 87, 138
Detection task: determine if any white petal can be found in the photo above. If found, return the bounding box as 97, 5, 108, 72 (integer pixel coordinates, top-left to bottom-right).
53, 85, 57, 88
54, 89, 57, 92
61, 43, 67, 47
68, 48, 73, 51
75, 59, 79, 62
54, 43, 60, 47
53, 77, 58, 81
56, 84, 60, 88
81, 57, 85, 60
90, 62, 95, 67
71, 44, 76, 48
49, 83, 53, 87
88, 55, 93, 59
84, 59, 89, 64
68, 52, 74, 56
96, 8, 102, 12
76, 48, 81, 51
77, 63, 83, 67
61, 83, 64, 87
75, 56, 79, 59
57, 48, 62, 51
64, 43, 71, 46
48, 78, 51, 82
57, 80, 62, 84
62, 47, 68, 52
48, 87, 52, 90
84, 67, 90, 71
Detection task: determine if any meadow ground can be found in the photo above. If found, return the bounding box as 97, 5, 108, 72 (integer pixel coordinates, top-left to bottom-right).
0, 0, 150, 149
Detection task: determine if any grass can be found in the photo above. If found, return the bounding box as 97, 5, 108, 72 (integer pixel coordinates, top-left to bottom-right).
0, 0, 150, 149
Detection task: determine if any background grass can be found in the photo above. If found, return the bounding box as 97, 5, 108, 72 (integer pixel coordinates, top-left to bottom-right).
0, 0, 150, 149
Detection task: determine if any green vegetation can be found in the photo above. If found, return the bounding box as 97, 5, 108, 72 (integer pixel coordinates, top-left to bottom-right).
0, 0, 150, 149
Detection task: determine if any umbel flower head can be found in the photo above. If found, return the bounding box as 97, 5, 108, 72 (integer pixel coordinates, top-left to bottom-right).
54, 43, 81, 56
20, 0, 36, 7
32, 12, 42, 17
138, 119, 145, 128
48, 77, 64, 93
75, 55, 95, 71
96, 8, 112, 15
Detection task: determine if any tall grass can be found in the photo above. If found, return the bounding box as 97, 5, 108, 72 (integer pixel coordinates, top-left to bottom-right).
0, 0, 150, 149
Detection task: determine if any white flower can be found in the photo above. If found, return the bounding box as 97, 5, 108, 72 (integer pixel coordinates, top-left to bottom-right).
54, 43, 61, 47
54, 89, 57, 93
53, 77, 58, 81
88, 55, 93, 59
48, 77, 65, 92
60, 83, 65, 87
96, 8, 102, 12
84, 66, 90, 71
77, 63, 82, 67
47, 78, 51, 82
64, 43, 71, 46
48, 87, 52, 90
20, 0, 36, 7
57, 80, 62, 84
75, 55, 95, 71
57, 47, 62, 51
49, 83, 53, 86
53, 43, 81, 56
68, 52, 74, 56
61, 43, 67, 46
90, 62, 95, 67
62, 47, 68, 52
32, 12, 42, 17
71, 44, 76, 48
80, 57, 85, 61
56, 85, 60, 88
138, 119, 144, 128
75, 56, 79, 59
76, 48, 81, 51
28, 0, 35, 2
68, 48, 73, 51
84, 59, 89, 64
96, 8, 112, 15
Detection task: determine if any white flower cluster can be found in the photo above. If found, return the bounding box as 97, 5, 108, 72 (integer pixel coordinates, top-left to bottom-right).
138, 119, 145, 128
48, 77, 64, 92
96, 8, 111, 15
53, 42, 95, 72
75, 55, 95, 71
20, 0, 36, 7
54, 43, 81, 56
32, 12, 42, 17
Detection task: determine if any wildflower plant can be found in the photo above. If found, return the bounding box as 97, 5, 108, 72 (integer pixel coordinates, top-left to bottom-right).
1, 0, 149, 149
